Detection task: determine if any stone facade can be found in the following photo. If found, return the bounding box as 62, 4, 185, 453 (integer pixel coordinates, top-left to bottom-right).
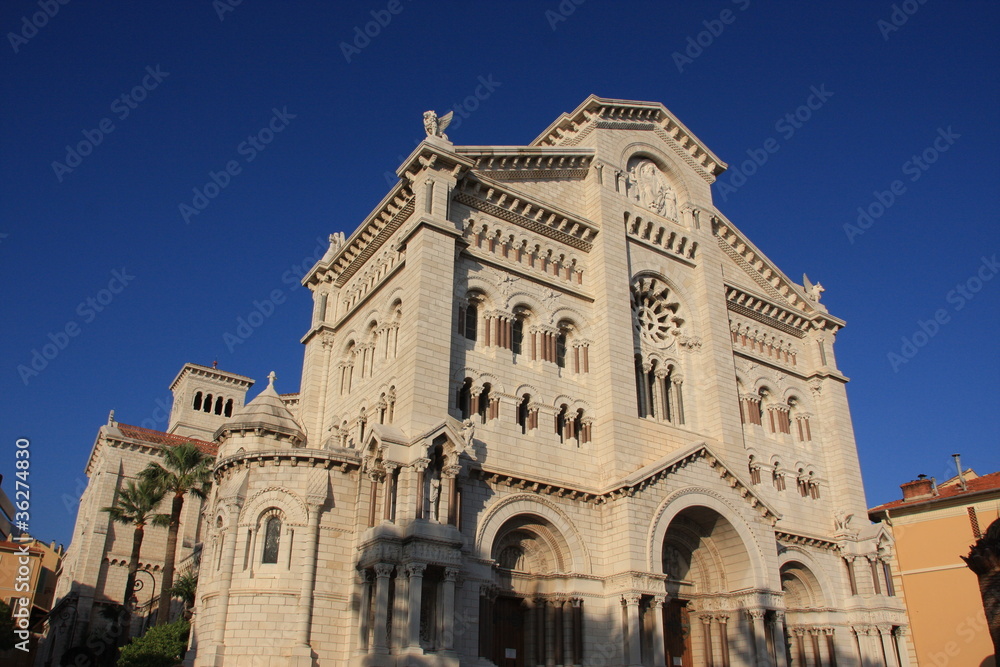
48, 96, 910, 666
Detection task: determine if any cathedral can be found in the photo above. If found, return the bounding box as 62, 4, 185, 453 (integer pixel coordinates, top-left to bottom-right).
45, 96, 911, 666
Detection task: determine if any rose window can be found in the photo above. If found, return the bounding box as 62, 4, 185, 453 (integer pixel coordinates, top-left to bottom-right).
631, 276, 683, 346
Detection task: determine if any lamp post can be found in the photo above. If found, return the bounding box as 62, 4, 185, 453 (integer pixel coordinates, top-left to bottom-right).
133, 569, 157, 634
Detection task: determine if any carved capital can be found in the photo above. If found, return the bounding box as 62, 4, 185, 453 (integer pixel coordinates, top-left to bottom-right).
444, 567, 460, 582
374, 563, 395, 578
746, 609, 766, 621
406, 562, 427, 578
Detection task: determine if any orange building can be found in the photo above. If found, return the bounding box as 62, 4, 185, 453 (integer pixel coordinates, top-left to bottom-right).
870, 469, 999, 667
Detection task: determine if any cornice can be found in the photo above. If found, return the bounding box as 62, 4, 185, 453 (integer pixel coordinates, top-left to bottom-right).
455, 174, 598, 252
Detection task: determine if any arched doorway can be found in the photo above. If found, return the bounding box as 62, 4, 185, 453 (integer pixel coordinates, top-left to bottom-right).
780, 560, 833, 666
661, 506, 757, 667
481, 514, 582, 667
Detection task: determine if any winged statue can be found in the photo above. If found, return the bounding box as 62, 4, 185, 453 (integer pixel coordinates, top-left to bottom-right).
423, 110, 453, 140
802, 273, 825, 302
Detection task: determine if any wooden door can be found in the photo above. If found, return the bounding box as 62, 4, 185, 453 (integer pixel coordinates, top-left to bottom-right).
663, 599, 692, 667
493, 596, 525, 667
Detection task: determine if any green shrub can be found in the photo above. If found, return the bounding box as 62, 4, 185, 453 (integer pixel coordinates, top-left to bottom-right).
117, 618, 189, 667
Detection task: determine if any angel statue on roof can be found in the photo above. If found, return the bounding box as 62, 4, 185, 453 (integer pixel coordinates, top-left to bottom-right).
423, 110, 454, 141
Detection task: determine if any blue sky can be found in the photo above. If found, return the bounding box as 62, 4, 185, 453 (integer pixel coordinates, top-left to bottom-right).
2, 1, 997, 547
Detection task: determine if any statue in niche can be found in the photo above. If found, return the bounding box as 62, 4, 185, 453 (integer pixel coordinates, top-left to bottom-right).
460, 418, 476, 456
429, 478, 441, 522
627, 158, 677, 219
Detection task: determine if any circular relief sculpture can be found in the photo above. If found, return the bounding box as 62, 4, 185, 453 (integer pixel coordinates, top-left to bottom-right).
631, 276, 684, 346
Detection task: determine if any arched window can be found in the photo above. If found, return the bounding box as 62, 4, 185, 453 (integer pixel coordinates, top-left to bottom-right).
459, 302, 478, 341
517, 394, 531, 433
478, 383, 491, 423
457, 379, 473, 419
262, 515, 282, 564
574, 409, 585, 443
224, 399, 233, 417
512, 317, 524, 355
215, 396, 224, 415
555, 404, 568, 442
555, 331, 567, 368
204, 394, 213, 413
193, 392, 203, 411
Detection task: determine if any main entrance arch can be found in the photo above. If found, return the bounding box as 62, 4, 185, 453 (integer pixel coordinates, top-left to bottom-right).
649, 490, 781, 667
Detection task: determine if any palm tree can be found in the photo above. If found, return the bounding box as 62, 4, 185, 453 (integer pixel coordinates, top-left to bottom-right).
962, 518, 1000, 655
167, 570, 199, 619
140, 441, 213, 626
101, 477, 167, 644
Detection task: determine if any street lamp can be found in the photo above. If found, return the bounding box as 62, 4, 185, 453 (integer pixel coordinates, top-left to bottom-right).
133, 569, 157, 634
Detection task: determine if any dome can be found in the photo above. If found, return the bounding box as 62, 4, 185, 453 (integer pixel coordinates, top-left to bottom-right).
216, 371, 305, 445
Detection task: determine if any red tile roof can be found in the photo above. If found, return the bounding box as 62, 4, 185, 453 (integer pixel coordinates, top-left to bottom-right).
869, 471, 1000, 513
114, 423, 217, 456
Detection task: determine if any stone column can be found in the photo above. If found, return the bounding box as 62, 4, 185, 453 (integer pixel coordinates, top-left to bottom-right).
771, 612, 788, 667
545, 600, 557, 666
651, 597, 666, 667
211, 500, 243, 648
367, 471, 381, 528
393, 567, 409, 650
372, 563, 394, 654
357, 571, 372, 653
747, 610, 771, 667
444, 464, 461, 526
868, 556, 882, 595
294, 504, 323, 650
534, 598, 545, 666
809, 629, 823, 667
716, 614, 731, 667
562, 598, 574, 666
701, 615, 714, 667
441, 567, 458, 652
624, 595, 643, 667
554, 599, 565, 666
823, 628, 838, 667
413, 459, 429, 521
793, 628, 806, 666
572, 598, 583, 666
406, 563, 426, 650
893, 626, 912, 667
878, 626, 896, 667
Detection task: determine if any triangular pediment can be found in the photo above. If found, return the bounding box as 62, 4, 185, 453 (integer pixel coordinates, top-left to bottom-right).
530, 95, 727, 184
711, 211, 845, 334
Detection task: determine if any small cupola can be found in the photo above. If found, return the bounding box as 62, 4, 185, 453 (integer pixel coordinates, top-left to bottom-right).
215, 372, 306, 457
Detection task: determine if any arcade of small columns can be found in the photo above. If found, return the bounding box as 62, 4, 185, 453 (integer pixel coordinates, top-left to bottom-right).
364, 459, 462, 528
477, 589, 585, 666
356, 563, 461, 654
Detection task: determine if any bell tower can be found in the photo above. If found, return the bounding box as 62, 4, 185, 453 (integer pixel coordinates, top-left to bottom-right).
166, 363, 255, 439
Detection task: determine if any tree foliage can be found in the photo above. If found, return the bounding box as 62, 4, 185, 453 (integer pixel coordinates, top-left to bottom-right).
139, 442, 212, 626
116, 617, 189, 667
962, 517, 1000, 655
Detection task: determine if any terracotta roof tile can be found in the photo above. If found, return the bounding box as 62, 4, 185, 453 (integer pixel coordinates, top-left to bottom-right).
869, 470, 1000, 513
114, 423, 217, 456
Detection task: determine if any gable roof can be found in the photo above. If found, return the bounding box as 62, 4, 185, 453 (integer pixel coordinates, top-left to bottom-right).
530, 95, 728, 182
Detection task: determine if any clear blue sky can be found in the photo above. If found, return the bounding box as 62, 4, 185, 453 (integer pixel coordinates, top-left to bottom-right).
2, 1, 997, 547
